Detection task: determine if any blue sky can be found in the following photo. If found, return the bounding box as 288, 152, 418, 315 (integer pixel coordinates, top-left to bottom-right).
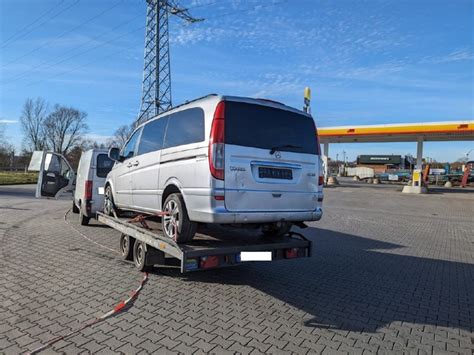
0, 0, 472, 161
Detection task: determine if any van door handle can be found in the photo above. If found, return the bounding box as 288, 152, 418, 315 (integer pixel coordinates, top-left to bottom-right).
127, 162, 133, 168
132, 161, 139, 167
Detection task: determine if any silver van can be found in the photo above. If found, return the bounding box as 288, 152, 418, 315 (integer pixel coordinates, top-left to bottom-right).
73, 149, 114, 225
105, 95, 323, 242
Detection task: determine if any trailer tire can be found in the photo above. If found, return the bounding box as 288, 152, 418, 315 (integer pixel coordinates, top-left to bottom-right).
162, 193, 197, 243
120, 234, 135, 261
133, 241, 150, 271
72, 200, 80, 214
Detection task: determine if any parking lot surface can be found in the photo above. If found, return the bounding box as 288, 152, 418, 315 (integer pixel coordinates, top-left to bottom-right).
0, 183, 473, 354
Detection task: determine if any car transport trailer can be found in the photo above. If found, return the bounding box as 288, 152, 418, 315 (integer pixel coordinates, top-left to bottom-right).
97, 212, 311, 273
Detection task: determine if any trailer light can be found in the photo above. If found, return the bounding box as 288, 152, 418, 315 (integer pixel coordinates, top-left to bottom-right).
185, 258, 199, 270
214, 195, 225, 201
285, 248, 299, 259
200, 255, 219, 269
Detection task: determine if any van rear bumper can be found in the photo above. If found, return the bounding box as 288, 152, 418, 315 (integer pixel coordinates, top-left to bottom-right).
190, 207, 323, 224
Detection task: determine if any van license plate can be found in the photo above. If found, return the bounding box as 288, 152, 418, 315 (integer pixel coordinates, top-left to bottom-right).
258, 167, 292, 180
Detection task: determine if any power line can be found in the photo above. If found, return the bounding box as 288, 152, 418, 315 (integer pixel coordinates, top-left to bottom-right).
2, 13, 143, 84
205, 0, 288, 21
0, 0, 81, 50
1, 0, 65, 46
9, 0, 284, 89
25, 27, 145, 88
1, 0, 221, 84
1, 0, 124, 68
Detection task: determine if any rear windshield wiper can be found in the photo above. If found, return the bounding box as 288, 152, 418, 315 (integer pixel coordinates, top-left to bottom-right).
269, 145, 302, 155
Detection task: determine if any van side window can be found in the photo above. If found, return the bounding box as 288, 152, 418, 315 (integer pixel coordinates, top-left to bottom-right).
163, 108, 205, 149
121, 128, 141, 160
137, 117, 169, 155
96, 154, 114, 178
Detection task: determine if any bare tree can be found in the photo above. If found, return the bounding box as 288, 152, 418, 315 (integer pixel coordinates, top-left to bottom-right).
0, 123, 5, 146
0, 125, 15, 168
19, 97, 48, 151
107, 124, 134, 148
44, 105, 88, 155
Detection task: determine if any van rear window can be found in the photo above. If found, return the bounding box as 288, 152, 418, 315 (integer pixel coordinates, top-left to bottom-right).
224, 101, 319, 155
96, 154, 114, 178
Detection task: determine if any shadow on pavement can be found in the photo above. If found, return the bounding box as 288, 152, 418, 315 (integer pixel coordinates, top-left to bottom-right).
164, 227, 473, 333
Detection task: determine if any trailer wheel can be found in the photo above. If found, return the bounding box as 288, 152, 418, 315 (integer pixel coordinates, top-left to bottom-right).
72, 200, 80, 214
79, 208, 90, 226
120, 234, 134, 261
162, 193, 197, 243
133, 241, 149, 271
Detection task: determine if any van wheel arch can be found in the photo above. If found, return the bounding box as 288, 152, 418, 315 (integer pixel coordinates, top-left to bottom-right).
161, 184, 181, 209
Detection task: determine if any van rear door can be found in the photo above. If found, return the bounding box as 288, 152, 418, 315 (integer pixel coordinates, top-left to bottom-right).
28, 151, 75, 199
223, 101, 321, 212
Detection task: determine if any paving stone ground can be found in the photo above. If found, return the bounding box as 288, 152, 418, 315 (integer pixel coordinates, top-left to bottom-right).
0, 183, 473, 354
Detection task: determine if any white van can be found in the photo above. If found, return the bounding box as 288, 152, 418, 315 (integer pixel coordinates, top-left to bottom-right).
73, 149, 114, 225
105, 95, 324, 242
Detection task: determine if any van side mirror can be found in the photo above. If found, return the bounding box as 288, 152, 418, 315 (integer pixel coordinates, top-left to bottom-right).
108, 147, 121, 162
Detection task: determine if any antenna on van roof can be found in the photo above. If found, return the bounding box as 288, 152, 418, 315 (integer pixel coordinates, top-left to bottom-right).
136, 1, 203, 127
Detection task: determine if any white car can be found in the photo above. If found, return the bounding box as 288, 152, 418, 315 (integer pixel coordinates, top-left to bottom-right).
105, 94, 324, 242
73, 149, 114, 225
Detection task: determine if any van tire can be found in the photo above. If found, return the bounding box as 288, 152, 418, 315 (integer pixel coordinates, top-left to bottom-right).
162, 193, 197, 243
72, 201, 80, 214
104, 186, 119, 217
261, 222, 292, 238
79, 208, 90, 226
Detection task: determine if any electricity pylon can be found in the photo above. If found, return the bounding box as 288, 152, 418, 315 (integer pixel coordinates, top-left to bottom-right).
137, 0, 202, 126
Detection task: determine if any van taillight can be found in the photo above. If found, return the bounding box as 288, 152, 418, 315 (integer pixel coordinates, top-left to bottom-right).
209, 101, 225, 180
318, 175, 324, 185
85, 180, 93, 200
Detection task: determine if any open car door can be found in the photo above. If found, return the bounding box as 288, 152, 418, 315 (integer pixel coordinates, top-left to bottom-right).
28, 151, 76, 199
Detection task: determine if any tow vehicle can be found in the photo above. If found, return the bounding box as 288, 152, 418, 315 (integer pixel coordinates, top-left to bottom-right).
97, 211, 312, 272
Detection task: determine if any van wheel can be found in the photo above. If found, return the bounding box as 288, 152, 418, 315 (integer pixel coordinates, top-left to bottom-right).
133, 241, 149, 271
79, 208, 90, 226
261, 222, 292, 238
162, 193, 197, 243
104, 186, 119, 216
72, 201, 80, 214
120, 234, 135, 261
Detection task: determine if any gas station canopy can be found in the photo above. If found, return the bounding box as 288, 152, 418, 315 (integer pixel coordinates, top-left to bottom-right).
318, 121, 474, 143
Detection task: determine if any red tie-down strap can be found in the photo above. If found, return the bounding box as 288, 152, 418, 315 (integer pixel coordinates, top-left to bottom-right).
127, 211, 170, 230
27, 273, 149, 355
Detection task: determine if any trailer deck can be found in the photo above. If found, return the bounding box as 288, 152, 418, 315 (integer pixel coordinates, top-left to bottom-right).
97, 212, 311, 272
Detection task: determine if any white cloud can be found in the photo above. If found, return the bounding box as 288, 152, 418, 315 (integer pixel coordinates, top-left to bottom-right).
420, 49, 474, 64
85, 133, 112, 145
0, 119, 17, 124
